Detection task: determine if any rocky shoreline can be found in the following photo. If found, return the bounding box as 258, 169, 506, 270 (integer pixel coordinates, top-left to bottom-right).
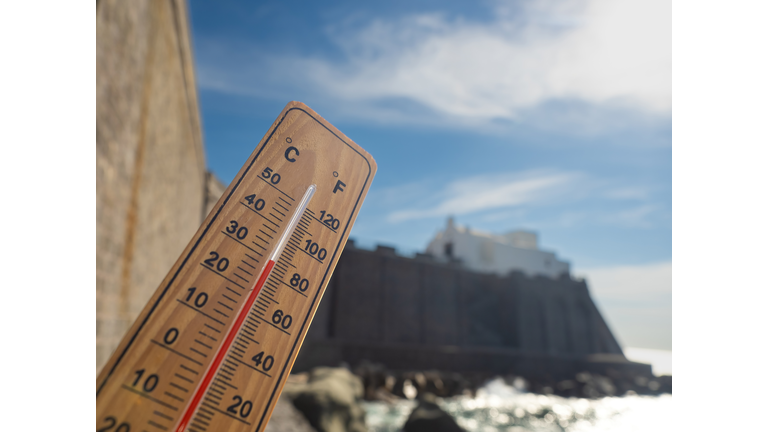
353, 361, 671, 400
269, 365, 672, 432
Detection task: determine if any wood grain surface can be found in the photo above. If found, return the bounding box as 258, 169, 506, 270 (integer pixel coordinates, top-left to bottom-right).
96, 101, 377, 432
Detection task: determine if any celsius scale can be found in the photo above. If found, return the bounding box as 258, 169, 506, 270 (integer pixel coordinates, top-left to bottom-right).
96, 102, 377, 432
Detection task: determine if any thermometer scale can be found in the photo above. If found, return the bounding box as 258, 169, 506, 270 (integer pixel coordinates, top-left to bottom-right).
96, 102, 377, 432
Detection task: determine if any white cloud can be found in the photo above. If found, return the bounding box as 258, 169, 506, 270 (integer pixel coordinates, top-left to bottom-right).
371, 169, 667, 229
321, 0, 669, 117
198, 0, 670, 128
386, 170, 579, 222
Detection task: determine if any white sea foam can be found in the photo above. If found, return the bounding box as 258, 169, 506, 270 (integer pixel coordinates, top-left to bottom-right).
363, 377, 673, 432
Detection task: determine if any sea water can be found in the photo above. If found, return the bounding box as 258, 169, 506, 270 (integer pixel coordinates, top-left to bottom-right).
363, 377, 673, 432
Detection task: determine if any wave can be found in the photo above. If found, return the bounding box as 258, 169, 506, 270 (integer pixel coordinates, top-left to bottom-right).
364, 377, 673, 432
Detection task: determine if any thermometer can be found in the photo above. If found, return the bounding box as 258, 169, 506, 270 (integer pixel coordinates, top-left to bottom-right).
96, 101, 377, 432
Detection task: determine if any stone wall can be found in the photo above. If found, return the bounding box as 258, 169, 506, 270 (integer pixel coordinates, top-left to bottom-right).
96, 0, 209, 372
296, 242, 634, 379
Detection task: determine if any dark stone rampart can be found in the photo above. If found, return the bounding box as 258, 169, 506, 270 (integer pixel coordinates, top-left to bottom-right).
296, 242, 650, 380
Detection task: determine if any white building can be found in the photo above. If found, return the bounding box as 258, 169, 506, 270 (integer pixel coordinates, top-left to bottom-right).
425, 218, 570, 278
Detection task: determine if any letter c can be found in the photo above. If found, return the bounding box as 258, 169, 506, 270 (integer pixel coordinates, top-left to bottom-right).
285, 146, 299, 162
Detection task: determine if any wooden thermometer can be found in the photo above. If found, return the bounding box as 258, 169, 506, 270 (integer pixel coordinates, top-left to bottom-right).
96, 102, 377, 432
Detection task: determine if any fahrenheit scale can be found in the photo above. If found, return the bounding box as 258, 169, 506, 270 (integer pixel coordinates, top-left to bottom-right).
96, 102, 377, 432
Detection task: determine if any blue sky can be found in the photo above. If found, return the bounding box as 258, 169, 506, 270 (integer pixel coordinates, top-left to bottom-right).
188, 0, 671, 351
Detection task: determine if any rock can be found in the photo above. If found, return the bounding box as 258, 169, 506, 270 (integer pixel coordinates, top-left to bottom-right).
656, 375, 673, 394
403, 394, 465, 432
373, 387, 401, 404
282, 367, 367, 432
593, 375, 616, 396
350, 364, 671, 402
354, 361, 388, 400
265, 396, 316, 432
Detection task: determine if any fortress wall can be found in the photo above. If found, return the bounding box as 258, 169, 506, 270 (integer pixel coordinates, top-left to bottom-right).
514, 275, 624, 357
305, 258, 335, 341
96, 0, 206, 372
585, 284, 624, 354
383, 254, 423, 344
296, 244, 629, 374
542, 278, 575, 355
515, 278, 547, 353
330, 248, 384, 342
422, 262, 461, 345
462, 272, 506, 347
576, 286, 601, 354
500, 280, 520, 348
